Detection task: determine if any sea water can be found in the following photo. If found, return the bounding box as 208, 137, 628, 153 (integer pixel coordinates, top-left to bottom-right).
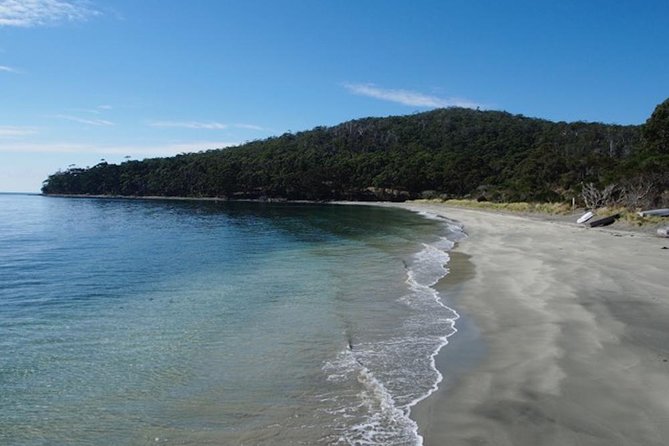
0, 194, 464, 445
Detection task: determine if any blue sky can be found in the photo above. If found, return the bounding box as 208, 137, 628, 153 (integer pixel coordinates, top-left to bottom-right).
1, 0, 668, 192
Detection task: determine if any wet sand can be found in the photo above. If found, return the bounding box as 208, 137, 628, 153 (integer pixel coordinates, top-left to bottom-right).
391, 203, 669, 446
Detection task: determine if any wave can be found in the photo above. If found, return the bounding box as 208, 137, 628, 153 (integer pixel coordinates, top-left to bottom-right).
322, 213, 467, 445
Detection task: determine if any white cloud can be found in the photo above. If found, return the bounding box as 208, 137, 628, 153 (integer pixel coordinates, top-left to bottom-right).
69, 108, 101, 114
53, 114, 114, 126
0, 140, 239, 156
343, 83, 481, 109
149, 120, 267, 131
67, 104, 113, 115
0, 64, 18, 72
0, 0, 99, 27
149, 120, 229, 130
0, 125, 36, 137
234, 123, 265, 131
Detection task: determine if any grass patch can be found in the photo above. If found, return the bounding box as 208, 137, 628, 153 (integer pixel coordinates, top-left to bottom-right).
417, 198, 572, 215
596, 207, 667, 226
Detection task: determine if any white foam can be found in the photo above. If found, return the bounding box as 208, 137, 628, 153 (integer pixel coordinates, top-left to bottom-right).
321, 217, 468, 445
407, 242, 451, 288
414, 210, 465, 234
403, 239, 461, 445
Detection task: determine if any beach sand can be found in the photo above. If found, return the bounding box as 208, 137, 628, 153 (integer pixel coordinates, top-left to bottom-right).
388, 203, 669, 446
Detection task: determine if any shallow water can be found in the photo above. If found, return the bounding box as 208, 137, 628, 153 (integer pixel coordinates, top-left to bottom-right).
0, 194, 463, 445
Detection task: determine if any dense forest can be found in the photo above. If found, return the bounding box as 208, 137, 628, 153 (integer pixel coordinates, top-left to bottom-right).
42, 98, 669, 207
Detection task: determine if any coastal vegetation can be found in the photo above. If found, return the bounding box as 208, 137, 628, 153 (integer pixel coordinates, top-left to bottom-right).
432, 199, 665, 227
435, 199, 573, 215
42, 99, 669, 208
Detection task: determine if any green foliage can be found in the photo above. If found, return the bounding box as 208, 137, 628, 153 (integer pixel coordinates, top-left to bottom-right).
41, 104, 667, 204
642, 98, 669, 155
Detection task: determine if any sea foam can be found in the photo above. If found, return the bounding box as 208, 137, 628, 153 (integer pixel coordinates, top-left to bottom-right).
322, 213, 466, 445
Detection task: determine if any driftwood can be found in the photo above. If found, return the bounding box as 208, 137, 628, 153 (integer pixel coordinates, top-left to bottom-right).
638, 209, 669, 217
589, 214, 620, 228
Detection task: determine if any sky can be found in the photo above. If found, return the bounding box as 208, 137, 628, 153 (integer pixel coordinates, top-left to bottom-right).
1, 0, 668, 192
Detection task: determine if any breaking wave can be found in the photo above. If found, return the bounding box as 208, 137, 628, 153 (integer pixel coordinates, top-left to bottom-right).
322, 213, 466, 445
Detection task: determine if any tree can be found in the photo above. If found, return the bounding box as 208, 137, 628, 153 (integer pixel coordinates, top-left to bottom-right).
581, 182, 619, 209
41, 105, 655, 203
642, 98, 669, 155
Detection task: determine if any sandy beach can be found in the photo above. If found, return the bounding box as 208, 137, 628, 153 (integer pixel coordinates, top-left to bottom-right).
387, 203, 669, 446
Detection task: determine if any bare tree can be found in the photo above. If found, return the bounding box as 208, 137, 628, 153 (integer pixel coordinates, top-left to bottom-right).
618, 175, 658, 209
581, 182, 618, 209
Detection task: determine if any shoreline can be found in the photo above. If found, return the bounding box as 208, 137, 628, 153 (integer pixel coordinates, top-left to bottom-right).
41, 194, 667, 236
33, 195, 669, 443
41, 194, 669, 444
386, 202, 669, 446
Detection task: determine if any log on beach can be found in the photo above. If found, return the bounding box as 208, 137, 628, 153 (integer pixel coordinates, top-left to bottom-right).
588, 213, 620, 228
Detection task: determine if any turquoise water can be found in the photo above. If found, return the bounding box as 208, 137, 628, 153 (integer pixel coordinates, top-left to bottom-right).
0, 194, 463, 445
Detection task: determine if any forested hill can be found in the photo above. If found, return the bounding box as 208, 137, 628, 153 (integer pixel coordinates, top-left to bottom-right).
42, 99, 669, 205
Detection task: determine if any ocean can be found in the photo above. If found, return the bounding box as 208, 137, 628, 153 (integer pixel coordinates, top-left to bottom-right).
0, 194, 464, 445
